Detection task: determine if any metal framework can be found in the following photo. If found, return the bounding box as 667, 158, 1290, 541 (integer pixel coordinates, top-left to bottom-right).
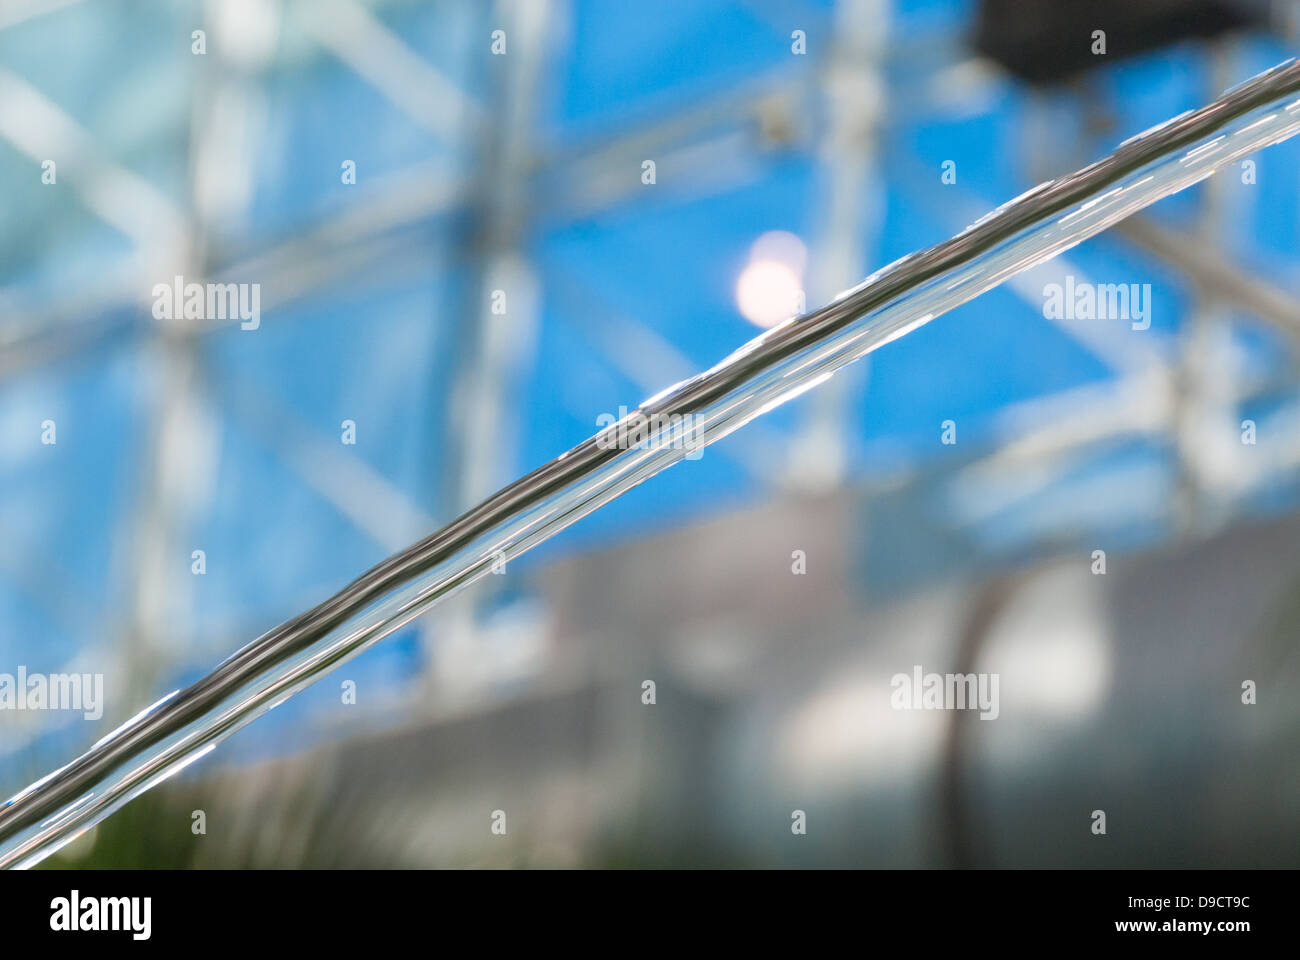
2, 0, 1300, 867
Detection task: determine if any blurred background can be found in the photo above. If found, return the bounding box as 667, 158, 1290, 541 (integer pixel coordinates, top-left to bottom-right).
2, 0, 1300, 868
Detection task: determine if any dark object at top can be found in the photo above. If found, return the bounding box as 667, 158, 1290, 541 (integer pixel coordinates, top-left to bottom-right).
974, 0, 1273, 85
